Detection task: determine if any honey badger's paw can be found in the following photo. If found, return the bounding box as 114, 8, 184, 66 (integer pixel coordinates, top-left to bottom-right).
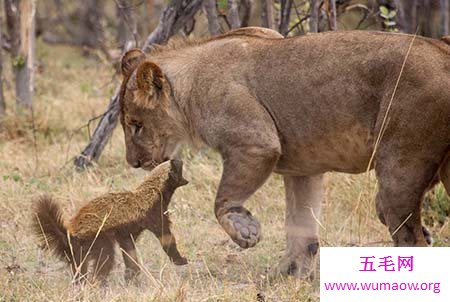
218, 207, 261, 248
173, 256, 188, 265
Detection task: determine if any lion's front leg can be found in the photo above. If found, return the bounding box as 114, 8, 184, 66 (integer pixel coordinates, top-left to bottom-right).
275, 174, 324, 279
215, 147, 279, 249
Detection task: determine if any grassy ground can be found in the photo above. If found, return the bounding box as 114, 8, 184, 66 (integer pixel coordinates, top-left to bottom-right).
0, 42, 449, 302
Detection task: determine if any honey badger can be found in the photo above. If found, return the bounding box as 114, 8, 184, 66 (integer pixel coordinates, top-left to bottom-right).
32, 160, 188, 283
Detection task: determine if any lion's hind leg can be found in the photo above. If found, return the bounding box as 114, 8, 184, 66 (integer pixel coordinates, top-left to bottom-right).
439, 153, 450, 198
375, 157, 439, 247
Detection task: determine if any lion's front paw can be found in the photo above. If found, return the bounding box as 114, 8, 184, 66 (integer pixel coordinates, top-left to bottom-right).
218, 207, 261, 248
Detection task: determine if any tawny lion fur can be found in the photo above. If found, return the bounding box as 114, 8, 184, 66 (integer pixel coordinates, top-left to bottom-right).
117, 27, 450, 278
32, 160, 188, 283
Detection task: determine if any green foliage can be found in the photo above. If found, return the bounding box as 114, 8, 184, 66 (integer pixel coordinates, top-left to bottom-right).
379, 5, 398, 32
3, 174, 22, 182
12, 55, 26, 68
424, 185, 450, 227
217, 0, 227, 10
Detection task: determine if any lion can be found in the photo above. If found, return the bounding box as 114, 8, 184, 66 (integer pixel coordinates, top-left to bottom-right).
33, 160, 188, 283
118, 28, 450, 278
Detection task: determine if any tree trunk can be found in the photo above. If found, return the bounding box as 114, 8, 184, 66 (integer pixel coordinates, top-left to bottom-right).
227, 0, 241, 29
75, 0, 204, 169
5, 0, 36, 109
309, 0, 320, 33
261, 0, 275, 30
77, 0, 105, 49
441, 0, 450, 36
116, 0, 138, 51
397, 0, 417, 34
420, 0, 433, 37
204, 0, 221, 36
279, 0, 293, 36
240, 0, 252, 27
0, 8, 5, 117
329, 0, 337, 30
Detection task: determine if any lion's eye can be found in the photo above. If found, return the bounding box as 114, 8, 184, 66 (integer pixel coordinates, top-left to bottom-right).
130, 122, 143, 135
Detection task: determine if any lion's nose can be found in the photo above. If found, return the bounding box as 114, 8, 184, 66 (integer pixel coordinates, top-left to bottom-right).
131, 160, 142, 168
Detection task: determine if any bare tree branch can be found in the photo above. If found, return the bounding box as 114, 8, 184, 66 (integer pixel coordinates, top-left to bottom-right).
75, 0, 204, 169
204, 0, 221, 36
73, 87, 121, 169
227, 0, 241, 29
143, 0, 203, 52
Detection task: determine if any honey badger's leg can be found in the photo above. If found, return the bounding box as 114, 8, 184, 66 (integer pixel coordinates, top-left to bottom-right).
116, 234, 141, 282
215, 147, 280, 248
91, 236, 115, 283
70, 245, 89, 283
274, 175, 323, 279
149, 217, 187, 265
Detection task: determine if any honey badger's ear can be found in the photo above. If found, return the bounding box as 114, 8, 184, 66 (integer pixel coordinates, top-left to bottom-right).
121, 48, 146, 77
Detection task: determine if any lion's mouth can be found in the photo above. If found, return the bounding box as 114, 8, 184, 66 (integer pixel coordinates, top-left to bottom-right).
141, 160, 159, 171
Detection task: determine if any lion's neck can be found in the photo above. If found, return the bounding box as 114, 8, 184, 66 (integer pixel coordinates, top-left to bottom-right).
153, 51, 205, 148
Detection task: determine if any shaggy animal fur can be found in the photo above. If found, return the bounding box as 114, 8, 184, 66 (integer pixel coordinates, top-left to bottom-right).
32, 160, 188, 283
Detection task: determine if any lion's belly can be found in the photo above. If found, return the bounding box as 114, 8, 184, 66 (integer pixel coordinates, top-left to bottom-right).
274, 126, 374, 176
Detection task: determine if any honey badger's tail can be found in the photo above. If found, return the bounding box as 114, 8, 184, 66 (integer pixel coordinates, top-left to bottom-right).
32, 195, 72, 262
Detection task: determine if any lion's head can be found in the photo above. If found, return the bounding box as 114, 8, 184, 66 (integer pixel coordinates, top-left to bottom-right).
119, 49, 185, 170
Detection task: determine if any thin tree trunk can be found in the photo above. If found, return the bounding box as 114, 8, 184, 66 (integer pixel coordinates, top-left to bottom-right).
0, 8, 5, 117
204, 0, 221, 36
227, 0, 241, 29
261, 0, 275, 30
329, 0, 337, 30
116, 0, 138, 50
441, 0, 450, 35
399, 0, 418, 34
240, 0, 252, 27
309, 0, 320, 33
75, 0, 204, 169
279, 0, 293, 36
77, 0, 105, 49
5, 0, 36, 109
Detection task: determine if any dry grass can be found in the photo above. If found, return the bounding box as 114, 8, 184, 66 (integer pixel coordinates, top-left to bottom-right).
0, 42, 449, 302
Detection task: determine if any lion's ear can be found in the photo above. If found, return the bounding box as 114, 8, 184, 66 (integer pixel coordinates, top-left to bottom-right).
121, 48, 146, 77
134, 61, 166, 109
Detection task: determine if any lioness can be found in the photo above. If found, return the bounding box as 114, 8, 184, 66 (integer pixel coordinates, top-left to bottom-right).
118, 28, 450, 278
